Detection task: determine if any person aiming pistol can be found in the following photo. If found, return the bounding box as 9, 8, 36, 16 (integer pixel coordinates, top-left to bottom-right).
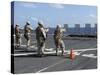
54, 24, 65, 56
35, 21, 47, 56
24, 21, 33, 49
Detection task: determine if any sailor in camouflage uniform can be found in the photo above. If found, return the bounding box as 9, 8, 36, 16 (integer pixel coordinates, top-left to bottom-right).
54, 24, 65, 56
15, 24, 21, 48
24, 21, 33, 49
35, 21, 47, 56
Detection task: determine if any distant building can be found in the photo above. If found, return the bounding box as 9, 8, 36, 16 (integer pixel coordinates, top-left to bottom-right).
85, 24, 91, 35
64, 24, 68, 34
75, 24, 80, 35
64, 24, 68, 29
95, 23, 97, 34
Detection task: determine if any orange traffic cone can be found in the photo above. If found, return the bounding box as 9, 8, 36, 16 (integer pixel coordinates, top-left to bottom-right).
69, 48, 75, 60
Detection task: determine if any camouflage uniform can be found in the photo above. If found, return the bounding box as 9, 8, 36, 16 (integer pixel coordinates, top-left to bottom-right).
15, 25, 21, 47
35, 22, 47, 55
24, 22, 33, 48
54, 25, 65, 55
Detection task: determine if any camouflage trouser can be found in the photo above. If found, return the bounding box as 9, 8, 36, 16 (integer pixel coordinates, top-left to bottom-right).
37, 39, 45, 55
15, 35, 21, 47
24, 33, 31, 48
55, 39, 65, 55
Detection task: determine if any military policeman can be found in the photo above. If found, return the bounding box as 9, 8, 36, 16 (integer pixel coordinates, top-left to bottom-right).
15, 24, 21, 48
35, 21, 47, 56
24, 21, 33, 49
54, 24, 65, 56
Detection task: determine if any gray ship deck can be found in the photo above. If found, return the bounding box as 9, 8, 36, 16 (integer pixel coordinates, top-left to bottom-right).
12, 36, 97, 74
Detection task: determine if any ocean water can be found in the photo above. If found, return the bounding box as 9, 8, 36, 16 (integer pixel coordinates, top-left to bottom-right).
48, 27, 97, 35
18, 27, 97, 36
